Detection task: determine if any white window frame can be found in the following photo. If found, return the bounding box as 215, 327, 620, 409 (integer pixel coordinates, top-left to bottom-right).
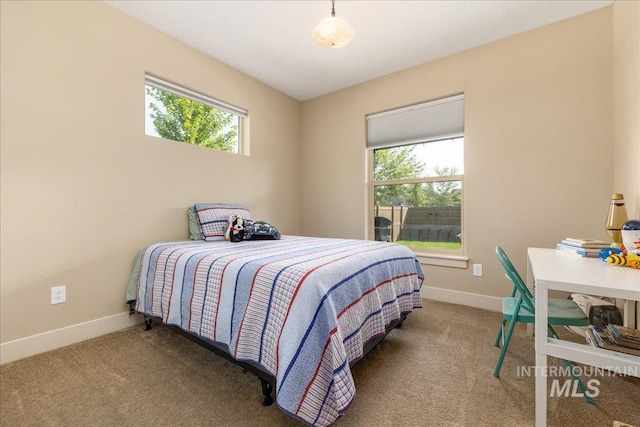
366, 94, 467, 268
145, 73, 248, 155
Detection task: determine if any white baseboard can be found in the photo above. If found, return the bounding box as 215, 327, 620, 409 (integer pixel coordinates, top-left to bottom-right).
2, 289, 631, 365
421, 286, 502, 312
0, 311, 143, 365
1, 288, 501, 365
423, 288, 639, 330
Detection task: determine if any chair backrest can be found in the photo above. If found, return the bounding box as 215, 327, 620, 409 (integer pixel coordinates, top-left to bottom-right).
495, 246, 536, 313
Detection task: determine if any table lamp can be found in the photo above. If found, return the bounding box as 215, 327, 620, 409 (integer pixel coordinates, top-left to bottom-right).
605, 193, 628, 246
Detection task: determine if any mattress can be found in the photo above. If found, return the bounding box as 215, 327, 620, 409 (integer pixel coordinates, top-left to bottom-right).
127, 235, 424, 426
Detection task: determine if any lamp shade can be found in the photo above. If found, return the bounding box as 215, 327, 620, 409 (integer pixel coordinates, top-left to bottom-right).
312, 16, 354, 48
605, 193, 628, 244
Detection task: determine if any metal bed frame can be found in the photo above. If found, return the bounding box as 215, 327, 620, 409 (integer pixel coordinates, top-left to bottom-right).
132, 303, 408, 407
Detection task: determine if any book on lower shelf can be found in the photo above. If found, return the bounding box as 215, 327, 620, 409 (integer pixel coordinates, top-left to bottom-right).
607, 324, 640, 349
585, 325, 640, 356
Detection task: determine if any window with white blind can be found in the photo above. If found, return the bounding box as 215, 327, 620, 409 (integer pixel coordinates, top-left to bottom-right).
145, 74, 248, 154
367, 94, 465, 260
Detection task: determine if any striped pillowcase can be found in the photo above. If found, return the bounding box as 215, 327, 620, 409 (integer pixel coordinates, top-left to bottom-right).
194, 203, 252, 241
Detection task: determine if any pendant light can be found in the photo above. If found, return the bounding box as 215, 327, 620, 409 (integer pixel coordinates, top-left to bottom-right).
312, 0, 355, 49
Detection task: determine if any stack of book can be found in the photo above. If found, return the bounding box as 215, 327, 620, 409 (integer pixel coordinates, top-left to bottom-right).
585, 324, 640, 356
556, 237, 611, 257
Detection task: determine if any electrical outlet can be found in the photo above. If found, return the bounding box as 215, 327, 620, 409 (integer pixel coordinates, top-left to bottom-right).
473, 264, 483, 277
51, 285, 66, 304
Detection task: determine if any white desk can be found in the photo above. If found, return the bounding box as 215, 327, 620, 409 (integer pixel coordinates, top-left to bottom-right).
527, 248, 640, 427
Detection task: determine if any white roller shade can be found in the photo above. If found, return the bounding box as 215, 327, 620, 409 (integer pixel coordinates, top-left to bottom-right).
145, 74, 248, 118
366, 94, 464, 149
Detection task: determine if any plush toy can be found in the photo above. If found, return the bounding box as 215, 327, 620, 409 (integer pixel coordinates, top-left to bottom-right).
598, 247, 624, 260
225, 215, 253, 243
605, 253, 640, 269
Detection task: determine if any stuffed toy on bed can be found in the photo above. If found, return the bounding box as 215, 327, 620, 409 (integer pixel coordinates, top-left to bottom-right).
225, 215, 253, 242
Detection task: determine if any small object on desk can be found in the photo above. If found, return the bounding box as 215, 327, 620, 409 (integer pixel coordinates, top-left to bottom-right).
562, 238, 612, 248
605, 193, 628, 246
605, 253, 640, 269
621, 219, 640, 255
598, 247, 624, 260
556, 243, 601, 257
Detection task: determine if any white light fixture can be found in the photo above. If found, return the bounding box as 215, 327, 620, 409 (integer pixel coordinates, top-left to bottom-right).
312, 0, 355, 49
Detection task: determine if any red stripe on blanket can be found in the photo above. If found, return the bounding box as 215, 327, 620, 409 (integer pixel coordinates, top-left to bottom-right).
233, 241, 378, 359
272, 244, 385, 374
149, 245, 175, 317
213, 240, 312, 342
339, 272, 416, 318
188, 256, 211, 331
294, 272, 417, 417
163, 251, 189, 324
296, 328, 336, 415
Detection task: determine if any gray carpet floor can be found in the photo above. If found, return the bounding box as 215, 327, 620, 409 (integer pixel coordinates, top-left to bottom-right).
1, 299, 638, 427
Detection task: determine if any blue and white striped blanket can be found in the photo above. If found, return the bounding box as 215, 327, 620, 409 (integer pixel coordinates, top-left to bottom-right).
131, 236, 424, 426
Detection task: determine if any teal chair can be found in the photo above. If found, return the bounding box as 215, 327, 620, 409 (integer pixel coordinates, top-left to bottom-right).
493, 246, 595, 405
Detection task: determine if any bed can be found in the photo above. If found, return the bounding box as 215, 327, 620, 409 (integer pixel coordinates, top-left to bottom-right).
126, 205, 424, 426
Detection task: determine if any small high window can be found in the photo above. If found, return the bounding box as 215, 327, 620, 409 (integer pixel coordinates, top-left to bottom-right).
145, 74, 247, 154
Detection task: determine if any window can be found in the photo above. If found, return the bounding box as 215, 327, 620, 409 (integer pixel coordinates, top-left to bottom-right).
145, 74, 247, 154
367, 94, 464, 257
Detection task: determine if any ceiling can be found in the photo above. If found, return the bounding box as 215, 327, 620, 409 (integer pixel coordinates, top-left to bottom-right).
103, 0, 613, 101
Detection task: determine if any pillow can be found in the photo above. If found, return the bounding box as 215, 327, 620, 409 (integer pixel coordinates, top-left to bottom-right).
188, 206, 204, 240
194, 203, 252, 241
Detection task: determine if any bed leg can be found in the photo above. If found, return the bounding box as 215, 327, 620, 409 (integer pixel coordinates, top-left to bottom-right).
260, 379, 274, 406
144, 317, 153, 331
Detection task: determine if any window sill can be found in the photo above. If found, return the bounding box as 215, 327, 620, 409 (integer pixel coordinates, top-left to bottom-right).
414, 253, 469, 269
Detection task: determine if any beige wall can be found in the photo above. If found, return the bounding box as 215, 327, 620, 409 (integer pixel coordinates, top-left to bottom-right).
2, 1, 638, 349
0, 1, 301, 343
300, 8, 616, 297
613, 0, 640, 219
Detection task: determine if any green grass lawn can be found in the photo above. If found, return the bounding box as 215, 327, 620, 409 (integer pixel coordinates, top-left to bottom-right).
394, 240, 461, 250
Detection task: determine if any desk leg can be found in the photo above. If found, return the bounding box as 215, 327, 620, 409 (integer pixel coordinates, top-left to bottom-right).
526, 260, 534, 337
534, 281, 549, 427
535, 351, 547, 427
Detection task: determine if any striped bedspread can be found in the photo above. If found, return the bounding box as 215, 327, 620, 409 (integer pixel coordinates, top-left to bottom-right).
130, 236, 424, 426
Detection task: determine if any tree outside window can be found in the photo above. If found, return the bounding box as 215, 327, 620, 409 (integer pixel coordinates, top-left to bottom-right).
144, 75, 245, 154
372, 138, 463, 252
146, 87, 238, 152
